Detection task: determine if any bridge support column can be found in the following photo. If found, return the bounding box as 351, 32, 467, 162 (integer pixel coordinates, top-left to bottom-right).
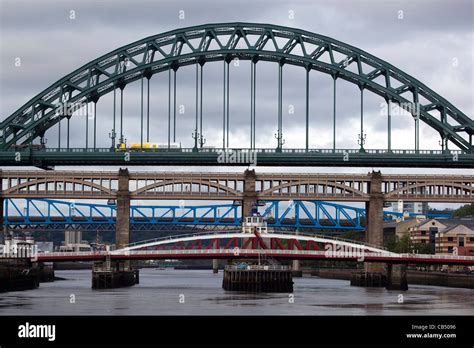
292, 260, 302, 277
352, 171, 387, 288
386, 264, 408, 291
212, 259, 219, 274
116, 168, 130, 250
292, 230, 302, 277
242, 169, 257, 217
92, 259, 139, 289
365, 170, 384, 273
0, 169, 4, 244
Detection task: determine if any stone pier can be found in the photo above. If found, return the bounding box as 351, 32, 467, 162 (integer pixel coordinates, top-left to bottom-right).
116, 168, 130, 249
242, 169, 257, 217
92, 259, 139, 289
292, 230, 302, 277
351, 171, 389, 288
386, 264, 408, 291
212, 259, 219, 273
222, 265, 293, 292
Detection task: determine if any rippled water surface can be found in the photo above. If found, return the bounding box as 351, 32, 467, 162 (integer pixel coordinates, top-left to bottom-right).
0, 269, 473, 315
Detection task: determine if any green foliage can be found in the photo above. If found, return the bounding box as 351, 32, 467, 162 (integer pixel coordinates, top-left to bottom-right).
453, 203, 474, 218
387, 234, 435, 254
413, 243, 435, 255
387, 234, 411, 253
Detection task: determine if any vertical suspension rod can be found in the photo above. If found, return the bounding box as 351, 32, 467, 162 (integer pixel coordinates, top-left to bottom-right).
332, 76, 337, 151
199, 63, 204, 147
305, 66, 310, 151
140, 75, 144, 148
168, 68, 171, 149
85, 101, 89, 149
93, 101, 97, 149
226, 61, 230, 148
146, 76, 150, 143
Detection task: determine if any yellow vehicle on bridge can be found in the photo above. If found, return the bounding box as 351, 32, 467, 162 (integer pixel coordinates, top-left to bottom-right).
115, 142, 180, 151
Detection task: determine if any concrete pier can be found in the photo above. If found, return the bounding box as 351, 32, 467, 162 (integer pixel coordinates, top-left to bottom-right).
386, 264, 408, 290
292, 260, 302, 277
116, 168, 130, 249
0, 259, 39, 292
37, 262, 55, 282
350, 271, 387, 287
92, 260, 139, 289
222, 265, 293, 292
352, 171, 393, 288
212, 259, 219, 273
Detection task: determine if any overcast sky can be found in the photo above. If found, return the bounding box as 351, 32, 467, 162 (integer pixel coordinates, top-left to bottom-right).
1, 0, 473, 210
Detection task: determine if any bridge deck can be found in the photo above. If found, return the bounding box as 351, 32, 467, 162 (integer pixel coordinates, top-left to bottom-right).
15, 249, 474, 265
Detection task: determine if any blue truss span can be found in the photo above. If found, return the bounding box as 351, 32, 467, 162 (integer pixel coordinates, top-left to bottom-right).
3, 198, 451, 230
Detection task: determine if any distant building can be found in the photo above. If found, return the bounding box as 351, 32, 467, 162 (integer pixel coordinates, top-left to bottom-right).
65, 230, 82, 245
408, 219, 447, 246
395, 216, 427, 238
36, 242, 54, 253
386, 217, 474, 256
435, 225, 474, 256
390, 201, 429, 214
59, 229, 91, 252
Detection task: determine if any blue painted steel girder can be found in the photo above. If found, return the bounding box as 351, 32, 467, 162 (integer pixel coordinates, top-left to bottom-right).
3, 198, 451, 229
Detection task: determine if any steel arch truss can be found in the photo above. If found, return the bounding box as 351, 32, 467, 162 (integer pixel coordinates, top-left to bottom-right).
5, 198, 451, 230
130, 204, 240, 225
0, 23, 472, 152
259, 200, 365, 230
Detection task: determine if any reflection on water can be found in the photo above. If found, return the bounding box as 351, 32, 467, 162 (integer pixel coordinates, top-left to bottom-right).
0, 269, 473, 315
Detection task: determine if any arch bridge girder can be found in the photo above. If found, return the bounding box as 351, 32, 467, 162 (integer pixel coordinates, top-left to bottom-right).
0, 22, 472, 153
2, 170, 474, 202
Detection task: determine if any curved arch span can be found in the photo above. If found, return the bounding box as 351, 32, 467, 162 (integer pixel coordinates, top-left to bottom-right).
116, 231, 391, 254
1, 23, 472, 152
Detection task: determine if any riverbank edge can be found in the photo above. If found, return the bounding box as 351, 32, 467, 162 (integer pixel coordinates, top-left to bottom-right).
308, 268, 474, 289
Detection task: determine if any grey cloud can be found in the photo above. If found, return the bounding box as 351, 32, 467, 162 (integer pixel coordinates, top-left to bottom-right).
1, 0, 473, 178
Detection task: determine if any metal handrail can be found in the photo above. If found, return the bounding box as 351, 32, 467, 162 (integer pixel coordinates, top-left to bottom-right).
120, 230, 386, 251
123, 230, 242, 248
225, 264, 291, 270
7, 248, 474, 263
4, 147, 466, 155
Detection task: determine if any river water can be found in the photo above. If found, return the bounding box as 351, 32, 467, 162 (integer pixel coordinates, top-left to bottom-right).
0, 269, 473, 315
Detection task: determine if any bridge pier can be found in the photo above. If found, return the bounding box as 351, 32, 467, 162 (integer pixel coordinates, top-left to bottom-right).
364, 170, 385, 275
116, 168, 130, 249
0, 171, 4, 244
212, 259, 219, 273
386, 264, 408, 291
92, 259, 139, 289
223, 265, 293, 293
291, 230, 302, 277
242, 169, 257, 217
352, 171, 387, 288
292, 260, 302, 277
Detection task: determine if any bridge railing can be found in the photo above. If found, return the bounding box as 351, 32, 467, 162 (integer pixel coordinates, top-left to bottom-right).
270, 230, 388, 251
392, 253, 474, 261
4, 147, 465, 155
225, 265, 291, 270
123, 230, 242, 248
119, 230, 387, 251
113, 250, 474, 261
28, 249, 474, 263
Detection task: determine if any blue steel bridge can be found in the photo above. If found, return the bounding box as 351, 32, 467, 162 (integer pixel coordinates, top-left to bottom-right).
3, 198, 451, 230
0, 23, 472, 168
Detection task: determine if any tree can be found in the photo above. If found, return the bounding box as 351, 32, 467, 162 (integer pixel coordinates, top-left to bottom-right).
413, 243, 434, 255
453, 203, 474, 218
396, 234, 411, 253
